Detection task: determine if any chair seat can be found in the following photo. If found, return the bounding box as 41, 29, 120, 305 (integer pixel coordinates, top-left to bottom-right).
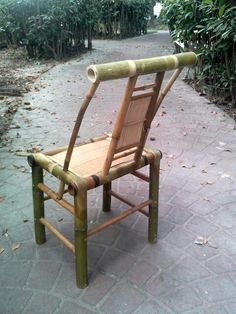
49, 137, 150, 178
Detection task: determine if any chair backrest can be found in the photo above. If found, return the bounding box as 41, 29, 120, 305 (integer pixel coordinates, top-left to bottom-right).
102, 73, 164, 174
86, 52, 197, 175
59, 52, 197, 189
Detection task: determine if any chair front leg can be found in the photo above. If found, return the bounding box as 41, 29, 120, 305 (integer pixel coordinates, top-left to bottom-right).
103, 181, 111, 212
32, 165, 46, 244
148, 159, 160, 243
74, 189, 88, 288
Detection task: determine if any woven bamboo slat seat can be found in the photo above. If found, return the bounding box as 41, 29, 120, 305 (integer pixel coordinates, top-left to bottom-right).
28, 52, 197, 288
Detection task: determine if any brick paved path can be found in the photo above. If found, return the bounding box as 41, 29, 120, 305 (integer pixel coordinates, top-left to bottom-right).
0, 31, 236, 313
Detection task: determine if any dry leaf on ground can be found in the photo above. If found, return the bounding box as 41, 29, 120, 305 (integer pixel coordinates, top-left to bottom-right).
11, 243, 21, 251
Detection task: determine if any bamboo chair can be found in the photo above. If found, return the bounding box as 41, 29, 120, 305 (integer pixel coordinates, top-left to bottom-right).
28, 52, 197, 288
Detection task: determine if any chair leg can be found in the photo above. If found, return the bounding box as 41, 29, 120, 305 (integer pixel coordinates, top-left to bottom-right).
103, 182, 111, 212
148, 159, 160, 243
74, 190, 88, 288
32, 165, 46, 244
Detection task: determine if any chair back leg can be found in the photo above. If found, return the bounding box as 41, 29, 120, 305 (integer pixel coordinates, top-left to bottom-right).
103, 182, 112, 212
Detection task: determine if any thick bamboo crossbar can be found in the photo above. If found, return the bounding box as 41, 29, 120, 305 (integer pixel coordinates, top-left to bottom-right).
110, 190, 149, 217
132, 170, 149, 182
131, 91, 154, 101
134, 83, 157, 91
40, 218, 75, 253
87, 199, 151, 237
87, 52, 197, 82
37, 183, 74, 214
112, 147, 137, 161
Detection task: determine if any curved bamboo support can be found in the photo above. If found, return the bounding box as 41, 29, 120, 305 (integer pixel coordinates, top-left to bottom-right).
87, 52, 197, 82
57, 82, 99, 198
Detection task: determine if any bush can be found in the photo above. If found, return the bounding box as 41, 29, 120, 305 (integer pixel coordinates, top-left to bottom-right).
162, 0, 236, 107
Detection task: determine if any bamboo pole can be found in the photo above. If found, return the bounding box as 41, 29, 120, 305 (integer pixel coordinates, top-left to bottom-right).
40, 218, 75, 253
74, 190, 88, 288
87, 200, 151, 237
148, 158, 160, 243
87, 52, 197, 82
58, 82, 99, 198
38, 183, 74, 214
134, 72, 164, 163
132, 170, 149, 182
32, 165, 46, 244
110, 191, 149, 217
103, 182, 111, 212
102, 76, 138, 175
153, 68, 183, 119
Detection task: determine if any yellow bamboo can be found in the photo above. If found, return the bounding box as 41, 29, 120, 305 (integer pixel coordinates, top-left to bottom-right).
87, 52, 197, 82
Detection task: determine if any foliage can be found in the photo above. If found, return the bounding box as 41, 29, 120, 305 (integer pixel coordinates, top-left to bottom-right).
0, 0, 153, 59
162, 0, 236, 107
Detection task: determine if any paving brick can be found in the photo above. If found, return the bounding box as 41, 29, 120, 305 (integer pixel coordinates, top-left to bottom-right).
213, 231, 236, 256
128, 260, 158, 287
145, 271, 182, 298
169, 189, 199, 208
0, 261, 32, 287
226, 302, 236, 313
167, 206, 193, 225
27, 261, 61, 291
100, 282, 146, 314
194, 275, 236, 302
166, 227, 195, 249
185, 216, 218, 236
205, 254, 236, 274
81, 272, 116, 305
55, 301, 96, 314
141, 241, 182, 269
89, 225, 120, 246
87, 243, 106, 267
115, 229, 147, 255
0, 288, 33, 314
166, 256, 210, 283
23, 293, 61, 314
54, 263, 82, 298
134, 299, 171, 314
97, 248, 135, 277
160, 286, 202, 313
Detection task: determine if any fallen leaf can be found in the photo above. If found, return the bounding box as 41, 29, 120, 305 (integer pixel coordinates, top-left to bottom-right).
149, 137, 156, 141
221, 173, 230, 179
0, 196, 5, 203
2, 229, 8, 237
201, 181, 214, 186
11, 243, 21, 251
201, 170, 208, 174
219, 141, 226, 146
194, 236, 208, 245
0, 247, 4, 254
203, 197, 210, 202
159, 111, 167, 116
210, 162, 216, 165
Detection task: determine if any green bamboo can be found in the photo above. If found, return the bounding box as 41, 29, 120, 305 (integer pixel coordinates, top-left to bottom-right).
74, 190, 88, 288
87, 52, 197, 82
148, 158, 160, 243
32, 165, 46, 244
103, 182, 111, 212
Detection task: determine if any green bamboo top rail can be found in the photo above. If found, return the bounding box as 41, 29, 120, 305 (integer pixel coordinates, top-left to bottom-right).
87, 52, 197, 82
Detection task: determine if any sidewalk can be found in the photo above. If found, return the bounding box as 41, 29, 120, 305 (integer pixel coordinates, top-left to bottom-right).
0, 31, 236, 313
